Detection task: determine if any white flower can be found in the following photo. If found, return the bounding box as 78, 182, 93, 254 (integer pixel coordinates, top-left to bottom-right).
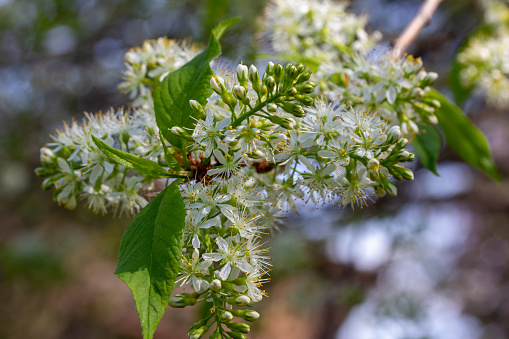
274, 130, 302, 175
109, 176, 148, 216
223, 207, 264, 239
189, 183, 232, 215
184, 209, 220, 248
336, 174, 375, 209
202, 236, 254, 280
207, 150, 243, 178
82, 184, 112, 215
244, 271, 269, 303
176, 249, 212, 291
297, 155, 337, 203
192, 111, 231, 157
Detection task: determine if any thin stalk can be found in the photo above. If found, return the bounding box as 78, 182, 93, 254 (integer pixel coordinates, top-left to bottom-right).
231, 92, 283, 128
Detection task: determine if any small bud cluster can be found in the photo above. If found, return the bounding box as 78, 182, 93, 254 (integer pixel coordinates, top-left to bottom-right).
118, 37, 203, 109
262, 0, 439, 138
35, 108, 162, 215
456, 0, 509, 108
263, 0, 381, 59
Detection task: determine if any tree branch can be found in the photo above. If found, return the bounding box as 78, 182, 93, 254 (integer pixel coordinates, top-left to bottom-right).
392, 0, 443, 57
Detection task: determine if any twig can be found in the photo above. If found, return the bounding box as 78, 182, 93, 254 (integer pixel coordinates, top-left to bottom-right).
392, 0, 444, 57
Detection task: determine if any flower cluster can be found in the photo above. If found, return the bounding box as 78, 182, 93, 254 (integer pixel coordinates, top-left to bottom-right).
37, 37, 205, 216
38, 22, 420, 336
317, 49, 440, 135
118, 37, 203, 109
456, 0, 509, 108
167, 61, 416, 338
35, 108, 162, 216
262, 0, 439, 138
263, 0, 381, 59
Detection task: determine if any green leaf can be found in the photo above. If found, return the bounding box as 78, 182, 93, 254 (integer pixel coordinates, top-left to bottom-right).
429, 89, 500, 181
412, 123, 442, 176
92, 135, 177, 178
449, 25, 494, 105
153, 17, 240, 149
115, 180, 186, 339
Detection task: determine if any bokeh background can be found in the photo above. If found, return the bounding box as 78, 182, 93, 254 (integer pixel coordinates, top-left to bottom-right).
1, 0, 508, 338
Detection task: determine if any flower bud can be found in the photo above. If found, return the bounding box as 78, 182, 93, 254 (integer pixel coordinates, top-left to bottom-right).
425, 72, 438, 84
274, 63, 284, 84
294, 94, 315, 105
401, 122, 408, 135
210, 279, 222, 292
269, 115, 297, 129
225, 322, 250, 334
396, 138, 409, 149
427, 114, 438, 125
228, 295, 250, 306
367, 158, 380, 173
125, 51, 141, 64
210, 330, 221, 339
260, 85, 268, 97
227, 331, 246, 339
285, 64, 298, 83
265, 76, 275, 93
274, 116, 296, 129
171, 127, 194, 141
35, 167, 53, 177
295, 63, 306, 73
282, 102, 305, 117
296, 70, 312, 83
267, 103, 278, 112
188, 327, 206, 339
232, 309, 260, 322
233, 85, 246, 100
408, 120, 419, 134
287, 87, 298, 96
388, 125, 401, 140
400, 167, 414, 180
297, 83, 315, 94
249, 65, 259, 84
210, 76, 226, 94
237, 64, 248, 84
169, 294, 197, 308
411, 88, 424, 98
383, 179, 397, 196
221, 311, 234, 322
374, 184, 386, 197
265, 61, 275, 76
189, 100, 206, 117
40, 147, 56, 165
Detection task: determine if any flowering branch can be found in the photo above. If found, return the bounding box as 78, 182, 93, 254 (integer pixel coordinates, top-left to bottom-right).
392, 0, 443, 57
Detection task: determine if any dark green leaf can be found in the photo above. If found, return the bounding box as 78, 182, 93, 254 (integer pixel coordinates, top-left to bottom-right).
153, 17, 240, 149
115, 181, 186, 339
92, 135, 176, 178
430, 89, 499, 181
412, 123, 442, 176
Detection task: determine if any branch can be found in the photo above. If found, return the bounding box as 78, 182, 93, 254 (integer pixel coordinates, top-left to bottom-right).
392, 0, 443, 57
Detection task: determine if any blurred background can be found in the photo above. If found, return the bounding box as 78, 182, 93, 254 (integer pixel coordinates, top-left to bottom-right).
1, 0, 508, 338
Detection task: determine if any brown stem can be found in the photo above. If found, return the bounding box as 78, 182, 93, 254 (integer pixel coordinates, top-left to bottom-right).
392, 0, 444, 57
